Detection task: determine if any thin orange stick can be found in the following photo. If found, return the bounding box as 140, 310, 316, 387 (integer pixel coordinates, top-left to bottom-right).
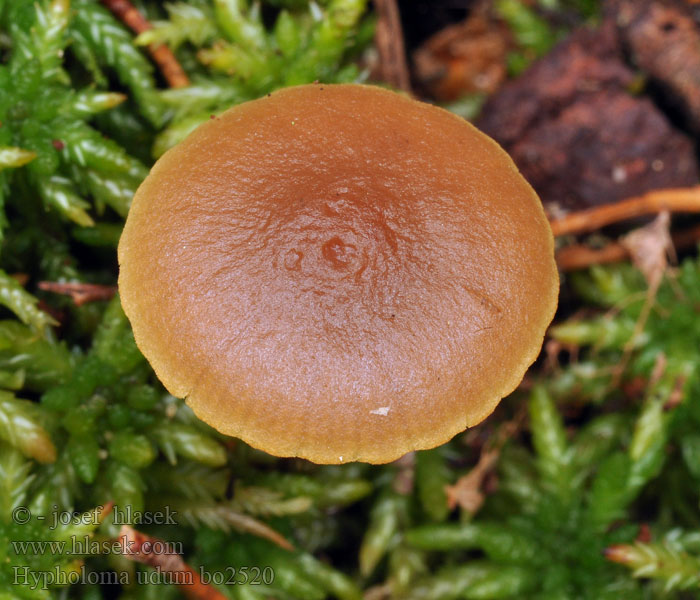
556, 242, 629, 271
38, 282, 117, 306
119, 526, 227, 600
556, 223, 700, 271
101, 0, 190, 88
550, 186, 700, 237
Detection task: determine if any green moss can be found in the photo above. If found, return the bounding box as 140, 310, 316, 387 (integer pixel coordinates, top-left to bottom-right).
3, 1, 700, 598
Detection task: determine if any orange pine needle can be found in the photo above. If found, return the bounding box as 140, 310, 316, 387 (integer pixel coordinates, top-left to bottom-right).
101, 0, 190, 88
38, 282, 117, 306
119, 526, 227, 600
549, 186, 700, 237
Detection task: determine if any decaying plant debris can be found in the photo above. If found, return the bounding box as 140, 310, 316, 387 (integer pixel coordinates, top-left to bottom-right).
3, 0, 700, 598
477, 18, 699, 212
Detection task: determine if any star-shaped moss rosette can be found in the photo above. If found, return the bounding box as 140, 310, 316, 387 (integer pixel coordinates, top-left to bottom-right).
402, 385, 670, 600
549, 258, 700, 594
549, 259, 700, 402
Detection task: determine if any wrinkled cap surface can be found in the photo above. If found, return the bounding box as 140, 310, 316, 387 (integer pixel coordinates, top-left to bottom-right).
118, 83, 558, 464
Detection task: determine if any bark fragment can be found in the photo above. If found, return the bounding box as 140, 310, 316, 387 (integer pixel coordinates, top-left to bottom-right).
609, 0, 700, 134
477, 22, 699, 212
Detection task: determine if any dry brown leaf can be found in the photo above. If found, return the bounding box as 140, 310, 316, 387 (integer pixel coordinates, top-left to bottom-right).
621, 211, 673, 291
609, 214, 672, 388
445, 447, 499, 514
413, 14, 510, 101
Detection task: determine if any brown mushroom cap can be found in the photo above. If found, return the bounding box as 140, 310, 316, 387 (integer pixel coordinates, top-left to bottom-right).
118, 83, 558, 464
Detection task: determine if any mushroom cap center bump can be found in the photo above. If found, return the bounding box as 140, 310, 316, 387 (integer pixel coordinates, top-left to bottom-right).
118, 84, 559, 464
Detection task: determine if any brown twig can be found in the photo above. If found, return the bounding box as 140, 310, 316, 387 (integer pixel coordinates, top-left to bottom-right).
119, 525, 227, 600
372, 0, 411, 92
556, 242, 629, 271
549, 186, 700, 237
100, 0, 190, 88
38, 282, 117, 306
10, 273, 29, 287
556, 223, 700, 271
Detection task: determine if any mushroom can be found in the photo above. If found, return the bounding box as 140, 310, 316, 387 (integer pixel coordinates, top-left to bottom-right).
118, 84, 558, 464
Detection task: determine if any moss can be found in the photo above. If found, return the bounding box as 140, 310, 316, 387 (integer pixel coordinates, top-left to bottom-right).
2, 1, 700, 598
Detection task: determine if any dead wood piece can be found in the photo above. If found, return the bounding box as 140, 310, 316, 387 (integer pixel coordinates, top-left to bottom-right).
477, 22, 699, 212
609, 0, 700, 133
478, 23, 633, 147
373, 0, 411, 92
